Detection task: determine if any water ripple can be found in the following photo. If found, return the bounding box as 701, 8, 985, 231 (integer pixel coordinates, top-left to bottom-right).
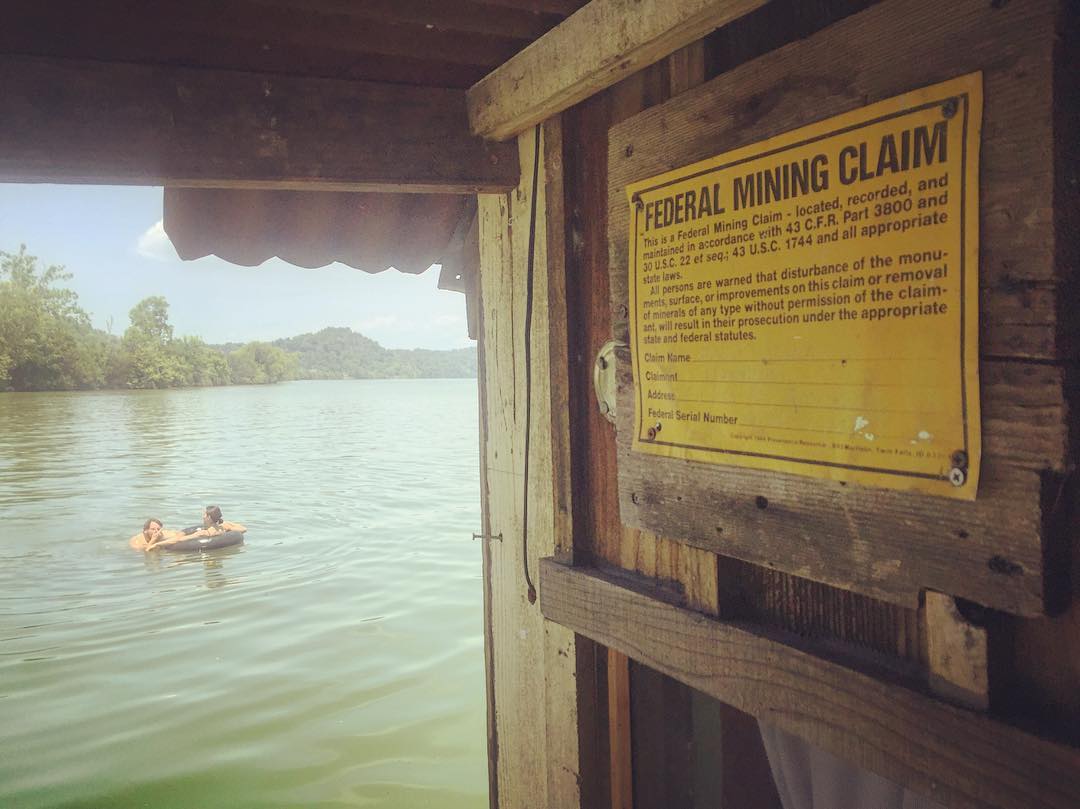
0, 380, 486, 809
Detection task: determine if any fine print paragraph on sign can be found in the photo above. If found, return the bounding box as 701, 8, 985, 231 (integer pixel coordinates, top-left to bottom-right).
626, 73, 982, 499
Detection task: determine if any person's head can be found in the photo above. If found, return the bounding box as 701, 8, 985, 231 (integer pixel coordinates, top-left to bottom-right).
204, 505, 223, 526
143, 518, 163, 540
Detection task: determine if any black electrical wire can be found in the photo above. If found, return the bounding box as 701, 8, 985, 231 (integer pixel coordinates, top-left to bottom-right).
521, 124, 541, 605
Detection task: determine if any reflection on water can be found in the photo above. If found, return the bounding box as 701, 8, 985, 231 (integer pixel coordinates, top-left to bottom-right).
0, 380, 487, 809
140, 544, 243, 590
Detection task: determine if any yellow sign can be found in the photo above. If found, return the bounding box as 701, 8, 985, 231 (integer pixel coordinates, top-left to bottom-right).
627, 73, 982, 499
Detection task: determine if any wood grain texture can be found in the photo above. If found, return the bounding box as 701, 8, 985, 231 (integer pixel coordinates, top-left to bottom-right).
540, 559, 1080, 809
608, 649, 634, 809
476, 0, 585, 15
474, 270, 501, 809
1, 1, 523, 71
537, 116, 586, 807
467, 0, 770, 140
925, 592, 989, 711
477, 127, 583, 809
542, 117, 576, 565
0, 54, 518, 192
607, 0, 1072, 616
717, 556, 925, 662
241, 0, 565, 40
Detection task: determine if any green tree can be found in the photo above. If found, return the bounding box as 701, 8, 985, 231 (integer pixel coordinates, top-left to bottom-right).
122, 296, 185, 388
175, 336, 231, 386
126, 296, 174, 346
0, 246, 105, 390
228, 342, 299, 384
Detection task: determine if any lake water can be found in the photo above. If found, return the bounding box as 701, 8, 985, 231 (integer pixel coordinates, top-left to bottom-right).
0, 380, 488, 809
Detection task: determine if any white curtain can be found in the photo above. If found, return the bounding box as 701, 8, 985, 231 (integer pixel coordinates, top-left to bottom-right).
758, 722, 948, 809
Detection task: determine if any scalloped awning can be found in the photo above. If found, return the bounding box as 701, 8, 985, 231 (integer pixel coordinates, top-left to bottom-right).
163, 187, 470, 273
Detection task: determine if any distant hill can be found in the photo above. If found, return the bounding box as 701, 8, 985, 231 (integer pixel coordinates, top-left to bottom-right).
261, 327, 476, 379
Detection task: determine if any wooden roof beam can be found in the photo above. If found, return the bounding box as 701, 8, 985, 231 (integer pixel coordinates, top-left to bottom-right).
0, 55, 519, 193
467, 0, 770, 140
472, 0, 584, 14
241, 0, 565, 41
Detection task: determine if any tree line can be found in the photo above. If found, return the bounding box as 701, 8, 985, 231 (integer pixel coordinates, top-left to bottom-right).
0, 246, 475, 393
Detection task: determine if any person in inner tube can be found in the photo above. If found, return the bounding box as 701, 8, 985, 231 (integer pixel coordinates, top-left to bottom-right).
129, 518, 166, 550
129, 518, 197, 551
199, 505, 246, 536
134, 506, 246, 551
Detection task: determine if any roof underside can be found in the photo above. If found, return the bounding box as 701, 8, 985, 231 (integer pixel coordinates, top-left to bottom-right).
2, 1, 589, 281
2, 0, 588, 88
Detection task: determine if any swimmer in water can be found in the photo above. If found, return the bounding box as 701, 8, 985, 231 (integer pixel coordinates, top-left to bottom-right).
129, 518, 165, 550
130, 506, 247, 552
200, 505, 246, 535
129, 518, 197, 551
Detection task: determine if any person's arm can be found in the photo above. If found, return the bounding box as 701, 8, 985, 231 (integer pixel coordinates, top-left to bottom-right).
221, 521, 246, 533
147, 528, 209, 549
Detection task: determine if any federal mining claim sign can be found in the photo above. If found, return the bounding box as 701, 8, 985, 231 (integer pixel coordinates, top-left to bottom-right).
626, 73, 983, 499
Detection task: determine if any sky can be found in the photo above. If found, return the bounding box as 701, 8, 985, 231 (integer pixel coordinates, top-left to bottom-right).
0, 184, 473, 349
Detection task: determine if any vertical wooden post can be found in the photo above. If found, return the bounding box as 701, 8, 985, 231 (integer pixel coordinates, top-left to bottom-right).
609, 649, 635, 809
477, 121, 584, 809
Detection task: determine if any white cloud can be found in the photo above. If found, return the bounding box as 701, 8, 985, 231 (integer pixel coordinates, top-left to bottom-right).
135, 219, 177, 262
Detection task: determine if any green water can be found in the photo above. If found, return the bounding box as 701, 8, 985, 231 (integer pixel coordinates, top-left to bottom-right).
0, 380, 488, 808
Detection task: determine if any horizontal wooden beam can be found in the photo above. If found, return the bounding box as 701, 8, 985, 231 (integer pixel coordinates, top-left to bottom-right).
475, 0, 584, 15
1, 1, 519, 71
540, 559, 1080, 809
467, 0, 769, 140
0, 55, 519, 192
241, 0, 562, 40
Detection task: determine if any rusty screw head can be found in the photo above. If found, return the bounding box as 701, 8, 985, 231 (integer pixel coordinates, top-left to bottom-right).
951, 450, 968, 469
647, 426, 657, 440
942, 98, 958, 119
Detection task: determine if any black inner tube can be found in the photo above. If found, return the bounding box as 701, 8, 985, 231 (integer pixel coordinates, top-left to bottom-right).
162, 530, 245, 552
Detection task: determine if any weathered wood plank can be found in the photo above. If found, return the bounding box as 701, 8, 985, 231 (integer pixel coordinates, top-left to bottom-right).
467, 0, 770, 140
542, 117, 576, 564
616, 414, 1057, 615
477, 0, 585, 15
608, 649, 634, 809
242, 0, 563, 40
925, 592, 990, 711
540, 559, 1080, 809
0, 54, 518, 192
1, 1, 522, 70
478, 126, 583, 809
474, 269, 501, 809
718, 555, 925, 662
537, 116, 587, 808
607, 0, 1072, 616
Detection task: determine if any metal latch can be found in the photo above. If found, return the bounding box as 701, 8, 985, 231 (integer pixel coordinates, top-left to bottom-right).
593, 340, 624, 424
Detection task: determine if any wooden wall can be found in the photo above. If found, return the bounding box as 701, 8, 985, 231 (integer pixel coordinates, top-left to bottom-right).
552, 0, 1080, 805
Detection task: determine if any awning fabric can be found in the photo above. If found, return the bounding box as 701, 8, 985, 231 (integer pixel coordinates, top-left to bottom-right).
163, 188, 470, 274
